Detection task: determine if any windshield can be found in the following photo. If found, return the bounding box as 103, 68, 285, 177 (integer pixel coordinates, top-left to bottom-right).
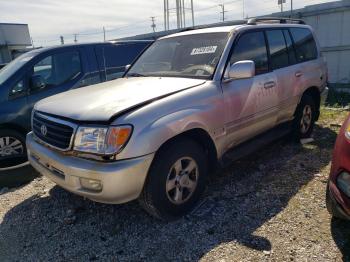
0, 51, 37, 85
127, 32, 229, 80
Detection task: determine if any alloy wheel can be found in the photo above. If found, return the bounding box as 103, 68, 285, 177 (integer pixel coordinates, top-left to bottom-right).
300, 105, 312, 134
0, 136, 24, 159
165, 157, 199, 205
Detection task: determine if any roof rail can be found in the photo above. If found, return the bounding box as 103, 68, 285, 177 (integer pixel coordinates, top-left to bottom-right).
247, 17, 305, 25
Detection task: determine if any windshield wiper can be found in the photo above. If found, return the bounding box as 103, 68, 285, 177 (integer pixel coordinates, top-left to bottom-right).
126, 73, 146, 77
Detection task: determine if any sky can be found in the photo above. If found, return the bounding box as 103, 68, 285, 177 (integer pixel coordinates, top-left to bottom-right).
0, 0, 336, 46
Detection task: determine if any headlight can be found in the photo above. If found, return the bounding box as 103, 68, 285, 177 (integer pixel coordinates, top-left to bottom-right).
73, 125, 132, 155
337, 171, 350, 197
345, 124, 350, 140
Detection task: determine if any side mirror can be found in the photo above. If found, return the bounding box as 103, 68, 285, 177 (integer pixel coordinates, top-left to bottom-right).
225, 60, 255, 81
30, 75, 46, 91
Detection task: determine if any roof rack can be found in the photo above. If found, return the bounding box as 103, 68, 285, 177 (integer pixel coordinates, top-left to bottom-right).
247, 17, 305, 25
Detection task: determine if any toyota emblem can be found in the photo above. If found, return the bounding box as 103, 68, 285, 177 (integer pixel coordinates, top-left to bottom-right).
40, 125, 48, 136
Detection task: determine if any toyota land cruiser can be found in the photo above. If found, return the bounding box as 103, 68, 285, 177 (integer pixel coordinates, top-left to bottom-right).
27, 18, 328, 220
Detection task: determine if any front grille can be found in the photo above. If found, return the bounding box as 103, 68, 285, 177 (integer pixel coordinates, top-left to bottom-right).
32, 112, 75, 150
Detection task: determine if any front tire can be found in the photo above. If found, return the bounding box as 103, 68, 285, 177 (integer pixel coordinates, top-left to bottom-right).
0, 129, 27, 168
139, 138, 208, 220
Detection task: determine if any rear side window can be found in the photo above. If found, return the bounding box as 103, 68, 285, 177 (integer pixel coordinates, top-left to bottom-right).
230, 31, 268, 75
266, 30, 289, 70
101, 43, 149, 80
290, 28, 318, 62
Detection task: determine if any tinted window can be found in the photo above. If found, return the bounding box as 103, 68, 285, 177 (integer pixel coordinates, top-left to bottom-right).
283, 30, 297, 65
290, 28, 317, 62
230, 31, 268, 75
266, 30, 289, 70
32, 51, 81, 89
102, 43, 149, 80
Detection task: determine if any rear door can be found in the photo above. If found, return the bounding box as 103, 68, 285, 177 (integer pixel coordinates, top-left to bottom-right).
289, 27, 325, 96
222, 30, 279, 146
265, 29, 300, 124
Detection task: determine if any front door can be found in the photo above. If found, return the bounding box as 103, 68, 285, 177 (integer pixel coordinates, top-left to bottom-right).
26, 48, 84, 120
221, 30, 278, 148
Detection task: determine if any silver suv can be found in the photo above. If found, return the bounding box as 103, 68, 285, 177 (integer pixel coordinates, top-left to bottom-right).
27, 18, 328, 220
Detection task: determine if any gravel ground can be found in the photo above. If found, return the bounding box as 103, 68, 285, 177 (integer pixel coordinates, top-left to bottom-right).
0, 107, 349, 262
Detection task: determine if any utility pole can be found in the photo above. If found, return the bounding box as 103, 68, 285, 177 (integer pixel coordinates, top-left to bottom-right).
290, 0, 293, 17
150, 16, 156, 32
103, 27, 106, 42
190, 0, 195, 26
182, 0, 186, 27
242, 0, 245, 19
60, 36, 64, 45
278, 0, 285, 13
74, 34, 78, 43
219, 4, 227, 22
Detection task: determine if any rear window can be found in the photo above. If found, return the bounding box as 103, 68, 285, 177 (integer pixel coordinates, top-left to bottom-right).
290, 28, 318, 63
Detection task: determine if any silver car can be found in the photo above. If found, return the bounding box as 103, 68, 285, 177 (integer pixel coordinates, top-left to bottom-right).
27, 18, 328, 220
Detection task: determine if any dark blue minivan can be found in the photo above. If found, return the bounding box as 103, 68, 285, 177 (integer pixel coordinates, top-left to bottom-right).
0, 40, 152, 184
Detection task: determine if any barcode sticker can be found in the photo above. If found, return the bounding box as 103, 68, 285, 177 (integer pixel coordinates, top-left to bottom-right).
191, 46, 218, 55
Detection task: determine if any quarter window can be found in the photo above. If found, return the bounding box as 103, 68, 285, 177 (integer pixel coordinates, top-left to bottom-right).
230, 31, 269, 75
289, 28, 318, 62
266, 30, 289, 70
32, 51, 81, 89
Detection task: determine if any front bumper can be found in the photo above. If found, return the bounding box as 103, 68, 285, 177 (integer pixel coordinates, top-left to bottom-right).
26, 132, 154, 204
328, 181, 350, 220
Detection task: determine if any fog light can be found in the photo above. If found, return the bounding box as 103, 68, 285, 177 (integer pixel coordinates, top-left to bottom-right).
337, 171, 350, 197
80, 178, 103, 192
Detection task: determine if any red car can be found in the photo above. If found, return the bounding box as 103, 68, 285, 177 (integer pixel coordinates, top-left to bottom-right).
327, 113, 350, 220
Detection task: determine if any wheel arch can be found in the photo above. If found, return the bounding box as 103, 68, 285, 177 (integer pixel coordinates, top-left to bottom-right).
154, 128, 219, 174
0, 123, 28, 137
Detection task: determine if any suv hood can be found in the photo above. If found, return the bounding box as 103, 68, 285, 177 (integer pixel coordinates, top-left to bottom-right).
35, 77, 206, 122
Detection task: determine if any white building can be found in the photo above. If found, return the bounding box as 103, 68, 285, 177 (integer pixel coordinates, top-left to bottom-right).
0, 23, 31, 64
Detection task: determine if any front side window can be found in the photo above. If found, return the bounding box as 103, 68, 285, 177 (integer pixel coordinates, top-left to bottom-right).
32, 51, 81, 89
127, 33, 229, 79
290, 28, 318, 63
230, 31, 269, 75
266, 30, 289, 70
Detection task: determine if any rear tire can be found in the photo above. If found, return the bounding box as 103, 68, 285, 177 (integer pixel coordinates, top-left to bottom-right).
139, 138, 208, 221
292, 94, 316, 140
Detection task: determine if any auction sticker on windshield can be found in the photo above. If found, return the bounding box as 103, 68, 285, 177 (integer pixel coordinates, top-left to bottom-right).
191, 46, 217, 55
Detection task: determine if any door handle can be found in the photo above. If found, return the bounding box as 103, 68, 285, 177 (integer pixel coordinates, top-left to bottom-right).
295, 71, 303, 77
264, 81, 276, 89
